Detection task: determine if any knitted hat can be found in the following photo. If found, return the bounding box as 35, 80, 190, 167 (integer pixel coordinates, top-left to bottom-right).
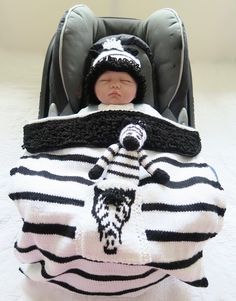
84, 37, 146, 105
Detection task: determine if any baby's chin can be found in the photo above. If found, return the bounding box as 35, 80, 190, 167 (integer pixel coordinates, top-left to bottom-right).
100, 98, 134, 105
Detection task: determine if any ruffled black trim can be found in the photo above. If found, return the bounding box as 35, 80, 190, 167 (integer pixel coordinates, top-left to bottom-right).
83, 56, 146, 105
23, 111, 201, 157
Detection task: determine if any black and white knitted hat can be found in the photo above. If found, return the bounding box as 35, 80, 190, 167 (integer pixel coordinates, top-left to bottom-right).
84, 37, 146, 105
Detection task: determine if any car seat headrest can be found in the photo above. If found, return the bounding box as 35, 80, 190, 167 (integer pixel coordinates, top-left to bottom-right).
50, 4, 186, 117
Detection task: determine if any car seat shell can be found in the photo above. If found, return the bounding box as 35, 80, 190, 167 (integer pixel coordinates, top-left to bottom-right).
39, 4, 194, 126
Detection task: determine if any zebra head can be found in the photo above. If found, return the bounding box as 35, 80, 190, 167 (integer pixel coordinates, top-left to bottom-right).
92, 186, 135, 255
119, 122, 147, 151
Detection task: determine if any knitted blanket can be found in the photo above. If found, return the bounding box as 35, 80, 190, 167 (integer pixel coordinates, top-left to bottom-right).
9, 109, 226, 297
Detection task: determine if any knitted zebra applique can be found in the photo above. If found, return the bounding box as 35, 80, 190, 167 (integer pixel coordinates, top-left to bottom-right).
92, 186, 135, 255
89, 122, 170, 255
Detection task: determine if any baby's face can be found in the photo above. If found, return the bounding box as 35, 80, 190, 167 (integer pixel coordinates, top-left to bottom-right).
94, 71, 137, 105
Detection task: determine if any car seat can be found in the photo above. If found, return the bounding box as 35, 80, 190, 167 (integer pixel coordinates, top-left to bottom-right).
39, 4, 195, 127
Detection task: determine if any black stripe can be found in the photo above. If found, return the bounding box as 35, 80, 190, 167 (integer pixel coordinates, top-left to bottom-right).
107, 146, 117, 156
15, 243, 37, 253
147, 251, 203, 270
10, 168, 18, 176
142, 202, 225, 217
151, 157, 209, 168
185, 277, 208, 287
14, 242, 202, 272
21, 153, 97, 164
138, 154, 147, 163
19, 269, 172, 294
142, 159, 154, 170
100, 155, 109, 164
167, 177, 223, 190
116, 153, 138, 160
21, 150, 138, 162
107, 169, 139, 180
15, 243, 207, 288
139, 176, 223, 190
15, 242, 83, 263
110, 161, 139, 170
138, 153, 153, 170
9, 191, 84, 207
11, 166, 93, 186
146, 230, 217, 242
22, 221, 76, 239
49, 275, 169, 296
38, 260, 157, 281
122, 125, 142, 135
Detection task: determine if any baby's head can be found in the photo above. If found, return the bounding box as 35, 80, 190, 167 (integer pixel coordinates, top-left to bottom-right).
84, 38, 146, 105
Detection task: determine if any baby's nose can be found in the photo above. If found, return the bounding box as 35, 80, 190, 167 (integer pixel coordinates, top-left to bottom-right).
110, 81, 120, 88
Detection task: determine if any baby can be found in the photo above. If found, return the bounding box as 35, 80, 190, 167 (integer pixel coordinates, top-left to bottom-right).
78, 37, 160, 119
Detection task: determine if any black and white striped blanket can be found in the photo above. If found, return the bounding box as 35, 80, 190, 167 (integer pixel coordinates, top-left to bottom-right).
9, 108, 226, 297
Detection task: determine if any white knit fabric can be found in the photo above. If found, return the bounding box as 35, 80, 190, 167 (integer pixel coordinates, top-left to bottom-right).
9, 105, 226, 297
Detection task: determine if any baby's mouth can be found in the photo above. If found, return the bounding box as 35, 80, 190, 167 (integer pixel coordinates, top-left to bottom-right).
109, 91, 121, 97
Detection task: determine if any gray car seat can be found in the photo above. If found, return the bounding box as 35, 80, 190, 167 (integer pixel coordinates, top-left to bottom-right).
39, 4, 195, 126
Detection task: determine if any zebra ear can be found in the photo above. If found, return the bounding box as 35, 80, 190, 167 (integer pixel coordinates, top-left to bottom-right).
136, 120, 146, 130
119, 118, 132, 131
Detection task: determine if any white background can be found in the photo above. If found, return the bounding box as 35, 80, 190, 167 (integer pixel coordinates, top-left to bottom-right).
0, 0, 235, 61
